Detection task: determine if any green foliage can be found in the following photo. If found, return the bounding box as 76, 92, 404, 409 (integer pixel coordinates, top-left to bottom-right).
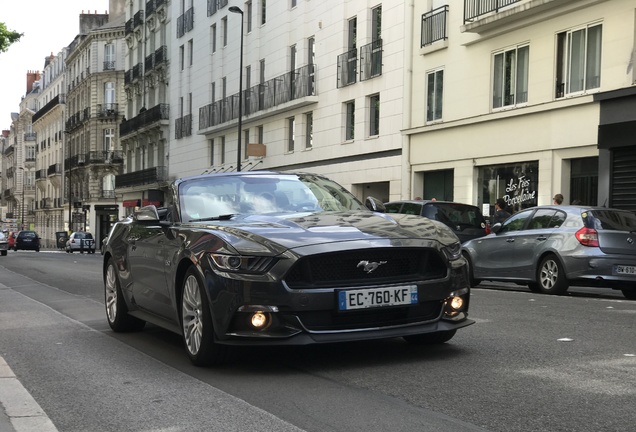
0, 22, 23, 54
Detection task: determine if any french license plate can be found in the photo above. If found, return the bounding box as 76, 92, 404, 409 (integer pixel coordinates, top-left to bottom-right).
615, 265, 636, 275
338, 286, 418, 311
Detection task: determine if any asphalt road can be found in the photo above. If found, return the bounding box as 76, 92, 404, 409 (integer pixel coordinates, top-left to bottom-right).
0, 250, 634, 432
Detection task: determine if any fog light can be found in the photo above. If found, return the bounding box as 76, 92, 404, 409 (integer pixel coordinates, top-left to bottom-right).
450, 296, 464, 310
251, 312, 268, 328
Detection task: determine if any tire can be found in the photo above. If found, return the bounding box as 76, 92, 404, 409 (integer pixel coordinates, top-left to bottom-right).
403, 330, 457, 345
536, 254, 569, 295
621, 288, 636, 300
104, 258, 146, 332
527, 282, 542, 293
462, 253, 480, 287
35, 248, 40, 252
181, 267, 229, 366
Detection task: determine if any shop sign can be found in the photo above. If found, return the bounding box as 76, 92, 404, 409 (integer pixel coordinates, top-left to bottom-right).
503, 175, 536, 207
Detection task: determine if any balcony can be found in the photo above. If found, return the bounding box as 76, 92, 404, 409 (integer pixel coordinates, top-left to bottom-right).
125, 69, 133, 85
462, 0, 580, 33
65, 112, 82, 132
199, 64, 316, 131
96, 103, 119, 118
360, 39, 382, 81
146, 0, 155, 17
207, 0, 218, 16
177, 7, 194, 38
337, 49, 357, 88
35, 169, 47, 180
104, 61, 116, 71
4, 145, 13, 155
24, 132, 37, 141
175, 114, 192, 139
87, 151, 124, 164
145, 52, 155, 73
155, 45, 168, 67
115, 166, 168, 188
134, 10, 145, 28
421, 6, 449, 47
32, 94, 66, 123
40, 198, 52, 209
120, 103, 170, 138
47, 163, 62, 176
132, 63, 143, 81
125, 18, 133, 35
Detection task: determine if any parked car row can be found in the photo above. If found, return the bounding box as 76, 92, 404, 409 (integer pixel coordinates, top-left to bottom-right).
381, 200, 636, 300
0, 230, 98, 254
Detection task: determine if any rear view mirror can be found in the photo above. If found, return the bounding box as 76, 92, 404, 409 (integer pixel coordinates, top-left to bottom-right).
365, 196, 386, 212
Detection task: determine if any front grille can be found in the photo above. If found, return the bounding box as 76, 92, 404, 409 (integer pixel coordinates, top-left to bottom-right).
285, 248, 446, 289
292, 301, 443, 331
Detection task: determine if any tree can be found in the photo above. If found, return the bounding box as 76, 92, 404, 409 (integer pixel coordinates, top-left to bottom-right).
0, 22, 23, 53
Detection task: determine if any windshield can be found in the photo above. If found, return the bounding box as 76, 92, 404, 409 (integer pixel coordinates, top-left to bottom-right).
179, 173, 366, 221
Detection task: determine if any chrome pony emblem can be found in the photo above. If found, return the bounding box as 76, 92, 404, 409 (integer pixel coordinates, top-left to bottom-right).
357, 260, 387, 274
628, 237, 634, 244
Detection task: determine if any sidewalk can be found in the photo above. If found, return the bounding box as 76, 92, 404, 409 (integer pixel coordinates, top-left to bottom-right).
0, 356, 58, 432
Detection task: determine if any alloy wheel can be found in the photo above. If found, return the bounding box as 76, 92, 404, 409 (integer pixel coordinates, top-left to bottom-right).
182, 275, 203, 356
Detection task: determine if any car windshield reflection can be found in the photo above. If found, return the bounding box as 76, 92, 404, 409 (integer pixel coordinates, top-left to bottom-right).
179, 173, 366, 222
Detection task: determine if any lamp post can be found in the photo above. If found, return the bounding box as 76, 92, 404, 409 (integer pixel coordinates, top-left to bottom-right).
229, 6, 244, 172
18, 167, 24, 230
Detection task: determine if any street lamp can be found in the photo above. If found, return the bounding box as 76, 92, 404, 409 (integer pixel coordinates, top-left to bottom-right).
229, 5, 244, 172
18, 167, 24, 230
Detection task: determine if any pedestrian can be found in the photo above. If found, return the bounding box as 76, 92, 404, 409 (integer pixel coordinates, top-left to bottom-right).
553, 193, 564, 205
493, 198, 510, 225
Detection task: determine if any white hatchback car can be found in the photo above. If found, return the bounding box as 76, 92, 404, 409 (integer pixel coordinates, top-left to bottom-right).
66, 232, 96, 253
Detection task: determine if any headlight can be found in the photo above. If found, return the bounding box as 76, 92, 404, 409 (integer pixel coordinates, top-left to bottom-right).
209, 253, 275, 274
442, 241, 462, 261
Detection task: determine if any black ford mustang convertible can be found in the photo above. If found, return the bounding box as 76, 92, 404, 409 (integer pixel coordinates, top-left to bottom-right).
103, 171, 474, 366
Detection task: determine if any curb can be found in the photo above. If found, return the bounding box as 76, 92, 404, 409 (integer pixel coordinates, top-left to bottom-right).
0, 356, 58, 432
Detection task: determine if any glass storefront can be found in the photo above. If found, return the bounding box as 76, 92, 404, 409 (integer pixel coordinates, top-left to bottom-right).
478, 161, 538, 218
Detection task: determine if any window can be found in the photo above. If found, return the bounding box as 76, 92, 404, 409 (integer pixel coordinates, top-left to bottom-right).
244, 129, 249, 160
220, 136, 226, 164
372, 6, 381, 41
103, 128, 114, 151
305, 112, 313, 149
493, 45, 529, 109
247, 1, 252, 32
211, 24, 217, 53
556, 24, 602, 97
291, 0, 297, 8
209, 138, 215, 166
345, 101, 355, 140
261, 0, 267, 25
257, 125, 264, 144
499, 210, 533, 234
338, 17, 357, 87
104, 82, 115, 109
369, 94, 380, 136
104, 43, 115, 70
287, 117, 295, 152
222, 17, 228, 47
179, 45, 185, 70
426, 69, 443, 122
188, 39, 193, 66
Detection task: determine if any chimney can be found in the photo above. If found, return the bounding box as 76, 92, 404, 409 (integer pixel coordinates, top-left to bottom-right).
26, 70, 41, 94
2, 130, 9, 138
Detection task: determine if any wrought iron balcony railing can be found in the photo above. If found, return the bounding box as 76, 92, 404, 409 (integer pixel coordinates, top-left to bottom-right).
115, 166, 168, 188
96, 103, 119, 117
464, 0, 521, 23
120, 103, 170, 137
177, 7, 194, 38
422, 6, 449, 47
337, 49, 357, 88
199, 64, 316, 130
32, 94, 65, 123
48, 163, 62, 176
24, 132, 37, 141
104, 61, 116, 70
175, 114, 193, 139
360, 39, 382, 81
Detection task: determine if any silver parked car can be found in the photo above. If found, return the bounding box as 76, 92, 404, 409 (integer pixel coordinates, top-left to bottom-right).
66, 231, 96, 253
462, 205, 636, 300
0, 231, 8, 256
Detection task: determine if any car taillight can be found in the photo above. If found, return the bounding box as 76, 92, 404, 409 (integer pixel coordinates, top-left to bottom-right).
575, 227, 599, 247
485, 225, 491, 235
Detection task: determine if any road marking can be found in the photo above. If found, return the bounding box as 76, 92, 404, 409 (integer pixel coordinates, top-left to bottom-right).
0, 356, 59, 432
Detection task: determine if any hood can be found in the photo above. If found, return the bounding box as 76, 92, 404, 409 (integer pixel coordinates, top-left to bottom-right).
189, 211, 459, 255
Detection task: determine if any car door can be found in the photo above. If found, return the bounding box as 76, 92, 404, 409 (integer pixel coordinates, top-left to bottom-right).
471, 209, 534, 279
512, 209, 566, 279
127, 221, 179, 322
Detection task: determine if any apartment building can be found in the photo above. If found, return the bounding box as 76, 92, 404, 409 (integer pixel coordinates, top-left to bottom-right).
117, 0, 172, 212
64, 3, 127, 246
6, 72, 40, 231
146, 0, 407, 203
32, 50, 68, 247
406, 0, 636, 217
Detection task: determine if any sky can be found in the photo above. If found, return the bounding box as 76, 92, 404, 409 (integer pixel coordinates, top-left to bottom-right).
0, 0, 110, 130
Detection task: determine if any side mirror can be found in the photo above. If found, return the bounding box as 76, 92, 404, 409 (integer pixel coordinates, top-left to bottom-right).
365, 196, 386, 212
491, 223, 502, 233
135, 205, 160, 222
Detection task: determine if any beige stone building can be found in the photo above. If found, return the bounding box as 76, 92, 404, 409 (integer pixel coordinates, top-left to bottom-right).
32, 50, 68, 248
64, 4, 127, 246
117, 0, 171, 212
405, 0, 636, 217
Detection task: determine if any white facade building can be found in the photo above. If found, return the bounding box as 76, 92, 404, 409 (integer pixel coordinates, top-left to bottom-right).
168, 0, 410, 202
406, 0, 636, 217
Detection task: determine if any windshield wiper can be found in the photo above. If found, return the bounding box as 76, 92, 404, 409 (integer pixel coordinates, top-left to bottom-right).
189, 214, 235, 222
